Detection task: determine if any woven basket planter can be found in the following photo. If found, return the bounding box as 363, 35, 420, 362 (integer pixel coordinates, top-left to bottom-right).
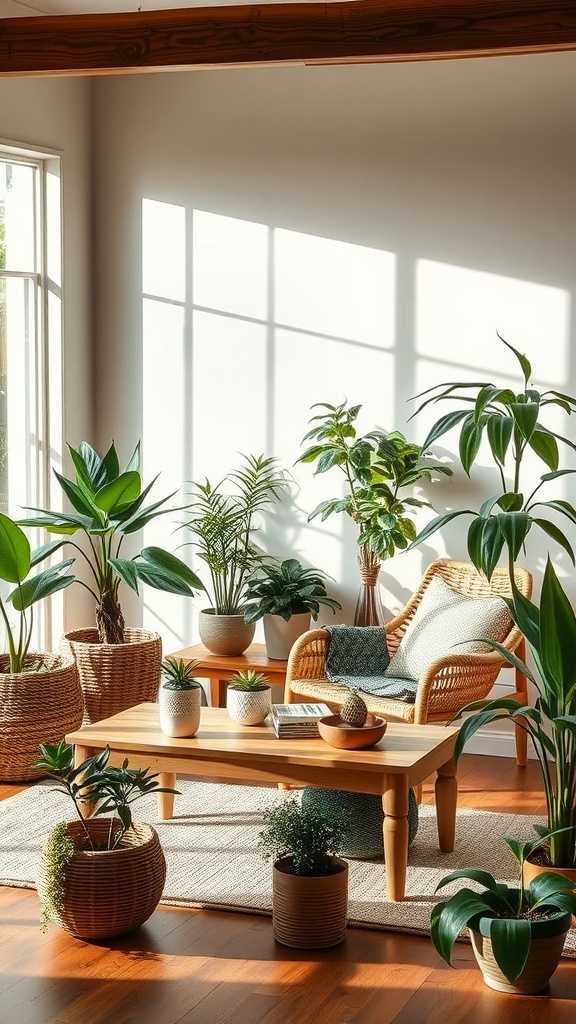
37, 818, 166, 940
272, 855, 348, 949
62, 627, 162, 725
0, 653, 83, 783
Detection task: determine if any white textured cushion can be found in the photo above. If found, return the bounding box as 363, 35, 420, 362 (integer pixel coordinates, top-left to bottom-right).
386, 575, 511, 680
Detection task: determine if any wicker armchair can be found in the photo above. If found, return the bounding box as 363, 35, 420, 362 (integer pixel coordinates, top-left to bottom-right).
285, 559, 533, 766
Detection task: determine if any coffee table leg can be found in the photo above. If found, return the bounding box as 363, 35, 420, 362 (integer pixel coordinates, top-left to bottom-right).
158, 772, 176, 820
383, 776, 409, 901
435, 757, 457, 853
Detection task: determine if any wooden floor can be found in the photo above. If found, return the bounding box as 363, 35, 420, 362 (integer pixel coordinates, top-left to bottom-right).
0, 755, 575, 1023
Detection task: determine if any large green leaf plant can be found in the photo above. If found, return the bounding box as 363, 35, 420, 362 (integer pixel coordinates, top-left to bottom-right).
20, 441, 202, 644
411, 335, 576, 579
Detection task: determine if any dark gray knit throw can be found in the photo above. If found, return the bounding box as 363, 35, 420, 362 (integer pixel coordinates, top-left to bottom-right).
325, 624, 418, 703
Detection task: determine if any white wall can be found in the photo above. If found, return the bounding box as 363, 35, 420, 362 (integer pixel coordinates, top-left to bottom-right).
92, 56, 576, 751
0, 76, 94, 630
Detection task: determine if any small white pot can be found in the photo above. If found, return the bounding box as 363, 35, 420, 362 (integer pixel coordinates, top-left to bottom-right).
227, 685, 272, 726
263, 612, 311, 660
159, 686, 202, 737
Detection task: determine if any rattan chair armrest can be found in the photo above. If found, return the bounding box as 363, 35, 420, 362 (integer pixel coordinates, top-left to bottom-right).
284, 628, 329, 699
413, 649, 507, 724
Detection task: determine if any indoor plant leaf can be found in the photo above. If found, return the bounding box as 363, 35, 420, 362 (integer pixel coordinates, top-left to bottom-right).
0, 513, 31, 584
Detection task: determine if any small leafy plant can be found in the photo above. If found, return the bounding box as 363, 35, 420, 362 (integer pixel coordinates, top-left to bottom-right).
243, 558, 341, 624
161, 656, 202, 691
431, 836, 576, 985
259, 797, 350, 875
297, 402, 450, 561
228, 669, 270, 692
0, 513, 74, 673
20, 440, 202, 644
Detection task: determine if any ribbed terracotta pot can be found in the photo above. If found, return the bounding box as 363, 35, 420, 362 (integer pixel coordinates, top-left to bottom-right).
469, 912, 571, 994
272, 856, 348, 948
227, 684, 271, 725
0, 653, 83, 782
37, 818, 166, 940
159, 685, 202, 737
62, 627, 162, 725
523, 857, 576, 926
263, 613, 311, 660
198, 609, 255, 656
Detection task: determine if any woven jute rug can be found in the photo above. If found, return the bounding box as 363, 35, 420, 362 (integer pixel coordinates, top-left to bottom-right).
1, 778, 574, 955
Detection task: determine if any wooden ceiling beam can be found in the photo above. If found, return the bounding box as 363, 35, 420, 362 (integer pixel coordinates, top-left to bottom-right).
1, 1, 576, 77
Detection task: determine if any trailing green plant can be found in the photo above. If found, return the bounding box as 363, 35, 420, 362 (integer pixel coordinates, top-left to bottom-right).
20, 441, 202, 644
259, 796, 350, 875
228, 669, 270, 692
39, 822, 75, 933
182, 454, 286, 616
410, 335, 576, 579
297, 401, 451, 561
431, 837, 576, 984
161, 656, 202, 690
0, 513, 74, 673
243, 558, 341, 624
451, 558, 576, 868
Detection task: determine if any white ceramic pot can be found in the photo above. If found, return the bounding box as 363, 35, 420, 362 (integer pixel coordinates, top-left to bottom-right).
227, 685, 272, 725
159, 685, 202, 737
198, 609, 255, 656
263, 612, 311, 660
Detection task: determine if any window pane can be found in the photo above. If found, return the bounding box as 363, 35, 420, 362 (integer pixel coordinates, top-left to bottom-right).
0, 276, 37, 516
0, 161, 36, 272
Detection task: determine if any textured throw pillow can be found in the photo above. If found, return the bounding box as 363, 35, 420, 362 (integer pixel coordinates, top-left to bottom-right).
386, 574, 511, 681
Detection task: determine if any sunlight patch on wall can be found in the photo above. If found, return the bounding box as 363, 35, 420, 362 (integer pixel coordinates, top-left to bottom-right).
142, 197, 185, 303
193, 210, 268, 321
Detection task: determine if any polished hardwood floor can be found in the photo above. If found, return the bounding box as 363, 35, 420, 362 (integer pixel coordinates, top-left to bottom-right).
0, 755, 574, 1023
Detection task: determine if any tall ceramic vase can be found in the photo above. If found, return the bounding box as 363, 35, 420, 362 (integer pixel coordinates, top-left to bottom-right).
354, 546, 385, 626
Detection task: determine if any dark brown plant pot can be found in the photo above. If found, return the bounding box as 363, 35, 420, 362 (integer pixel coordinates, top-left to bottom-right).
62, 627, 162, 725
37, 818, 166, 940
272, 855, 348, 949
469, 911, 571, 994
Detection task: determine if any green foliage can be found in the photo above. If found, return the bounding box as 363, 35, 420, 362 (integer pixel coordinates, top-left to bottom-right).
182, 454, 286, 615
20, 441, 202, 643
432, 840, 576, 983
410, 335, 576, 578
297, 401, 450, 561
452, 559, 576, 868
0, 513, 73, 672
39, 822, 75, 932
229, 669, 270, 692
161, 656, 202, 691
259, 797, 351, 876
243, 558, 341, 624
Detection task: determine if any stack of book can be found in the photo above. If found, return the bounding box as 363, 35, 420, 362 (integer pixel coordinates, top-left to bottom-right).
271, 703, 331, 739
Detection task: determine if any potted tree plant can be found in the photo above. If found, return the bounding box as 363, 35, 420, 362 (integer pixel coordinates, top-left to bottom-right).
259, 796, 350, 948
35, 740, 177, 940
243, 558, 342, 659
431, 837, 576, 994
227, 669, 272, 725
158, 656, 203, 737
21, 441, 203, 724
183, 454, 286, 655
297, 402, 450, 624
0, 513, 82, 782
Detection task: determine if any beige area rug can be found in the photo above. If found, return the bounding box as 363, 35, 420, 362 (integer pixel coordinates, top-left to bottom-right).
1, 778, 574, 956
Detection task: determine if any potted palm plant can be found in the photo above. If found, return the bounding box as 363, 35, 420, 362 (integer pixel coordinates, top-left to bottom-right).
431, 837, 576, 994
183, 454, 286, 655
35, 740, 177, 939
158, 656, 203, 737
297, 402, 450, 624
0, 513, 82, 782
244, 558, 342, 659
259, 796, 350, 948
227, 669, 272, 725
21, 441, 203, 723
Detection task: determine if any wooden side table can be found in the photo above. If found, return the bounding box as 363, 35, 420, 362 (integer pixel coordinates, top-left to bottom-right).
168, 642, 288, 708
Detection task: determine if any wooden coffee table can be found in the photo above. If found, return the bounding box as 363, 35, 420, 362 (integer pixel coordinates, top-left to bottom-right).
66, 703, 459, 902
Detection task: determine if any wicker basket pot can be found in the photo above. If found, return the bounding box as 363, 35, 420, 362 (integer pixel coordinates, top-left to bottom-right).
263, 613, 311, 660
227, 684, 271, 725
159, 684, 202, 737
469, 911, 571, 994
0, 653, 83, 783
272, 855, 348, 949
198, 609, 255, 656
62, 627, 162, 725
37, 818, 166, 940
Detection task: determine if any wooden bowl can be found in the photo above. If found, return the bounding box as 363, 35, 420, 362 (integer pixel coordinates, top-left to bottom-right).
318, 714, 387, 750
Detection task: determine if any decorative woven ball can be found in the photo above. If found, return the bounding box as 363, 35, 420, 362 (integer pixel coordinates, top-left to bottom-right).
301, 787, 419, 860
340, 690, 368, 727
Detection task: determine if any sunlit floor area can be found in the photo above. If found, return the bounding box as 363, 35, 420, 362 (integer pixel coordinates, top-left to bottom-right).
2, 756, 574, 1024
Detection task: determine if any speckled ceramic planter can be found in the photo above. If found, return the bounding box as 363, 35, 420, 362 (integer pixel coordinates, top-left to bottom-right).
227, 685, 271, 725
159, 685, 202, 737
198, 609, 255, 656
